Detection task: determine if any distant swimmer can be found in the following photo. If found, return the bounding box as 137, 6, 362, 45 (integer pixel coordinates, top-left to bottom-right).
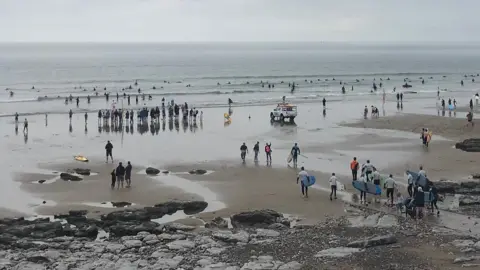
9, 91, 13, 97
341, 86, 345, 94
31, 86, 35, 90
134, 80, 138, 86
76, 97, 79, 106
461, 80, 464, 86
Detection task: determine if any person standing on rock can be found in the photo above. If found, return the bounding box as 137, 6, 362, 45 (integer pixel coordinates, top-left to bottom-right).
329, 173, 338, 201
115, 162, 125, 189
297, 167, 309, 198
125, 161, 132, 188
384, 174, 396, 206
105, 141, 114, 163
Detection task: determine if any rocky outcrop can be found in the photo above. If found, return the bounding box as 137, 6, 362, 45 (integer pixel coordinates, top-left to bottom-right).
154, 201, 208, 215
459, 195, 480, 206
188, 169, 208, 175
433, 180, 480, 194
38, 180, 46, 184
68, 168, 91, 176
205, 217, 229, 229
456, 139, 480, 152
60, 173, 82, 181
111, 202, 132, 208
231, 209, 283, 227
145, 167, 160, 175
347, 234, 397, 248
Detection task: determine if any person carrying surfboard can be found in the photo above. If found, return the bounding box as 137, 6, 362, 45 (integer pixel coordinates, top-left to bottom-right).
291, 143, 301, 167
296, 167, 309, 198
359, 174, 367, 204
350, 157, 359, 180
363, 160, 374, 182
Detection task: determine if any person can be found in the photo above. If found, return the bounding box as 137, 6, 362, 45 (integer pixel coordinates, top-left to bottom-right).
414, 186, 425, 221
265, 143, 272, 164
329, 173, 338, 201
322, 98, 326, 107
240, 143, 248, 162
407, 173, 414, 197
470, 99, 474, 110
115, 162, 125, 189
69, 109, 73, 121
15, 113, 19, 123
350, 157, 359, 180
372, 169, 381, 202
395, 192, 405, 212
23, 118, 28, 133
363, 160, 374, 181
105, 141, 114, 163
363, 106, 368, 119
430, 183, 440, 215
84, 112, 88, 123
359, 173, 367, 204
466, 111, 474, 127
253, 142, 260, 162
384, 174, 396, 206
110, 169, 116, 189
125, 161, 132, 188
291, 143, 300, 167
417, 166, 426, 185
296, 167, 309, 198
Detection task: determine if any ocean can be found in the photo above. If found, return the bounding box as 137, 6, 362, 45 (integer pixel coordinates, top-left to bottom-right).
1, 42, 480, 116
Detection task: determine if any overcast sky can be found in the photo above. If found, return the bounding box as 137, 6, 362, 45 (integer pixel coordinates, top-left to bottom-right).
1, 0, 479, 42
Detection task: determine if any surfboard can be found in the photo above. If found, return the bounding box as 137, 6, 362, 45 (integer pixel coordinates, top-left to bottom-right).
302, 175, 316, 187
426, 132, 432, 143
287, 153, 293, 163
74, 155, 88, 162
352, 180, 381, 195
406, 170, 428, 188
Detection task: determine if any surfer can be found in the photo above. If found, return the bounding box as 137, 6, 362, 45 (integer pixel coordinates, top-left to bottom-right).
291, 143, 301, 167
363, 160, 374, 182
253, 142, 260, 162
69, 109, 73, 121
350, 157, 359, 180
372, 169, 381, 202
466, 111, 474, 127
384, 174, 396, 206
296, 167, 309, 198
76, 97, 79, 107
329, 173, 338, 201
470, 99, 474, 110
125, 161, 132, 188
407, 173, 414, 197
84, 113, 88, 123
414, 186, 425, 221
23, 118, 28, 133
87, 95, 91, 104
429, 183, 440, 215
110, 169, 116, 189
105, 141, 114, 163
15, 113, 19, 123
115, 162, 125, 189
228, 98, 233, 107
265, 143, 272, 164
240, 143, 248, 162
359, 174, 367, 204
322, 98, 326, 108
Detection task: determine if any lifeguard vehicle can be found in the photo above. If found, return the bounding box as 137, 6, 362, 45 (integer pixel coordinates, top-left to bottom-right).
270, 103, 297, 122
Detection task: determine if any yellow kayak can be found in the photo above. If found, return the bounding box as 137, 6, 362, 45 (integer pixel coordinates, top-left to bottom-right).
74, 155, 89, 162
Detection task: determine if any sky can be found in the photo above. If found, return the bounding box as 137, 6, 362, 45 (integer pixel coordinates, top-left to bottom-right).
0, 0, 479, 42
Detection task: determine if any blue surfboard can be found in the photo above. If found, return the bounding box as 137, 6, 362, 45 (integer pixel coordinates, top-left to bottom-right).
302, 176, 316, 187
406, 170, 429, 188
352, 180, 381, 195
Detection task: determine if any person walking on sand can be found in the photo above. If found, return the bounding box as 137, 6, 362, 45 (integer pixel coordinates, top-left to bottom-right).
105, 140, 114, 163
240, 142, 248, 162
466, 111, 474, 127
115, 162, 125, 189
372, 169, 381, 202
414, 186, 425, 221
291, 143, 301, 167
384, 174, 396, 206
110, 169, 116, 189
265, 143, 272, 164
125, 161, 132, 188
15, 113, 19, 123
350, 157, 359, 180
363, 160, 375, 182
430, 183, 440, 215
297, 166, 309, 198
84, 112, 88, 124
407, 172, 414, 197
359, 173, 367, 204
329, 173, 338, 201
23, 118, 28, 133
253, 142, 260, 162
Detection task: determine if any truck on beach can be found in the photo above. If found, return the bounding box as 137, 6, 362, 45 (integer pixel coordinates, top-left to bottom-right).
270, 103, 297, 122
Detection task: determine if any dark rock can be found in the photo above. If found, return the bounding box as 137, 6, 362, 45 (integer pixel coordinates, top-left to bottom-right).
38, 180, 46, 184
60, 173, 82, 181
4, 225, 35, 237
66, 216, 87, 225
154, 201, 184, 214
472, 173, 480, 179
205, 217, 229, 229
231, 209, 283, 227
459, 195, 480, 206
75, 224, 98, 238
0, 217, 27, 226
70, 168, 91, 176
162, 170, 169, 174
188, 169, 208, 175
146, 167, 160, 175
32, 217, 50, 223
456, 139, 480, 152
0, 234, 17, 245
144, 206, 168, 219
33, 221, 62, 232
27, 255, 50, 264
69, 210, 88, 217
102, 210, 150, 222
183, 201, 208, 215
433, 180, 480, 194
347, 234, 397, 248
108, 221, 160, 236
111, 201, 132, 208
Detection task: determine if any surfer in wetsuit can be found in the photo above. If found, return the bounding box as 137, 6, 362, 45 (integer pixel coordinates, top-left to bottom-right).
228, 98, 233, 107
110, 169, 116, 189
253, 141, 260, 162
15, 113, 19, 123
291, 143, 300, 167
84, 113, 88, 123
359, 174, 367, 204
363, 160, 374, 182
322, 98, 326, 108
105, 140, 114, 163
69, 109, 73, 121
429, 183, 440, 215
240, 143, 248, 162
23, 118, 28, 133
297, 167, 309, 198
265, 143, 272, 164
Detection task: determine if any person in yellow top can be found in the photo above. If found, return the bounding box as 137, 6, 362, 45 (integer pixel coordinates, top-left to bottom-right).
350, 157, 359, 180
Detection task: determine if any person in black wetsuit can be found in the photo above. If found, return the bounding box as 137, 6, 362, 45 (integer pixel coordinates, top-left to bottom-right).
240, 143, 248, 162
291, 143, 300, 167
110, 169, 116, 189
253, 141, 260, 162
69, 109, 73, 121
105, 140, 114, 163
125, 161, 132, 188
115, 162, 125, 189
430, 184, 440, 215
322, 98, 326, 107
414, 186, 425, 221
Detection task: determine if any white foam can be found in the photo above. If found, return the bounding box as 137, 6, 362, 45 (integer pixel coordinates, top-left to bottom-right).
151, 211, 189, 224
82, 202, 135, 208
95, 229, 110, 241
25, 214, 67, 224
